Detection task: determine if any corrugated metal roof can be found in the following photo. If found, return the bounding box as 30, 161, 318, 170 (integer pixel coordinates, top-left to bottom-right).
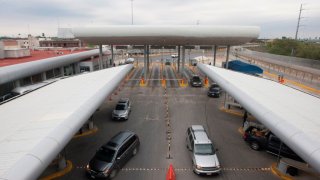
198, 63, 320, 173
0, 64, 133, 180
71, 25, 260, 45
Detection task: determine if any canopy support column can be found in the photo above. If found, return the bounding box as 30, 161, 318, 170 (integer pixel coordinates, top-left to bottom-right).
224, 45, 231, 109
177, 46, 181, 73
225, 45, 230, 69
111, 45, 114, 67
144, 45, 147, 80
182, 46, 185, 74
213, 45, 217, 66
147, 45, 150, 76
99, 44, 103, 69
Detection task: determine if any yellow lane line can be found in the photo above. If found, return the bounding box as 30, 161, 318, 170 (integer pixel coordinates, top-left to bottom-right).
73, 127, 98, 139
271, 163, 293, 180
40, 160, 73, 180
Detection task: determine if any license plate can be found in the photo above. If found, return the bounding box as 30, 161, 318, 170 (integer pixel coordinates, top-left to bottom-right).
207, 173, 212, 175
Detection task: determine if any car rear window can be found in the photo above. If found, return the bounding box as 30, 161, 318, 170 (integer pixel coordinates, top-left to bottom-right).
115, 104, 126, 110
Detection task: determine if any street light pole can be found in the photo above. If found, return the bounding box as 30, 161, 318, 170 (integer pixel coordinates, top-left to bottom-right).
131, 0, 134, 25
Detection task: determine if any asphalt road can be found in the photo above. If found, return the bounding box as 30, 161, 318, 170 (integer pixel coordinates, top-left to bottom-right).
52, 61, 280, 180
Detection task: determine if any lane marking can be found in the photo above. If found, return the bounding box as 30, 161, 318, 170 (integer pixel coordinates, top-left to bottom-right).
76, 166, 271, 172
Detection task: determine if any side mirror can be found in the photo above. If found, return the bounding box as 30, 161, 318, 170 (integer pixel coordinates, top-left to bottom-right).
216, 148, 219, 152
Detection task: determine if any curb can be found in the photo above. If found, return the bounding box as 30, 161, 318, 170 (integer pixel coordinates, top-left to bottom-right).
40, 160, 73, 180
271, 163, 293, 180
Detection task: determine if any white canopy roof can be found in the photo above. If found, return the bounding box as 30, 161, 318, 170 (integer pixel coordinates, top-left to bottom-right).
0, 65, 133, 180
70, 25, 260, 45
198, 63, 320, 173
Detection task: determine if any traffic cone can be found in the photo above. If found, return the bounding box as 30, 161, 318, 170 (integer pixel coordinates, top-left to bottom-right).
162, 77, 166, 87
204, 76, 209, 87
140, 76, 146, 86
166, 164, 176, 180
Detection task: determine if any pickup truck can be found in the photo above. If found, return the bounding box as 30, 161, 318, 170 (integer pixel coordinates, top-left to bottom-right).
243, 123, 302, 161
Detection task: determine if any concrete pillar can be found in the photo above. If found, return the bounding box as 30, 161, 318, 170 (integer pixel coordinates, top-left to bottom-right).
182, 46, 185, 74
14, 80, 20, 88
224, 93, 229, 109
213, 45, 217, 66
147, 45, 150, 75
42, 72, 47, 81
58, 153, 67, 170
88, 116, 94, 130
60, 67, 64, 77
144, 45, 147, 80
177, 46, 181, 73
111, 45, 114, 67
225, 45, 230, 69
99, 44, 103, 69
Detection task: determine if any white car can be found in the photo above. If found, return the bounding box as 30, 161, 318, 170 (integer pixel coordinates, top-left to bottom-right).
171, 54, 178, 58
125, 58, 135, 64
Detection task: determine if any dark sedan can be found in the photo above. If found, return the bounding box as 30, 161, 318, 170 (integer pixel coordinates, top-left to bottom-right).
190, 75, 203, 87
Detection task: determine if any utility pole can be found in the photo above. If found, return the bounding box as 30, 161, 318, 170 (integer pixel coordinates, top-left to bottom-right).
295, 4, 304, 40
131, 0, 134, 25
291, 4, 305, 56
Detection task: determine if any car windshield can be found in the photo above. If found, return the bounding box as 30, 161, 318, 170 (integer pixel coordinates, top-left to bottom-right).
194, 144, 215, 155
210, 87, 219, 91
95, 147, 115, 162
193, 76, 200, 81
210, 84, 219, 89
115, 104, 126, 110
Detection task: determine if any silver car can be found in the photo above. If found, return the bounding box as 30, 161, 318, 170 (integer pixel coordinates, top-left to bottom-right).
186, 125, 221, 175
112, 98, 131, 120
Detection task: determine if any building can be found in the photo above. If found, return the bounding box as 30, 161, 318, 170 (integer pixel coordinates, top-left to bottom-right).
39, 39, 83, 48
0, 39, 31, 59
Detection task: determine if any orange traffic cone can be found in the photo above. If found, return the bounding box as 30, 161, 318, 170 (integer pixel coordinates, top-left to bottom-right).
166, 164, 176, 180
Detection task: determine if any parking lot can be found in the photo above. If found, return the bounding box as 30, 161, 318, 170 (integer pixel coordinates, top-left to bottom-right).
51, 56, 282, 180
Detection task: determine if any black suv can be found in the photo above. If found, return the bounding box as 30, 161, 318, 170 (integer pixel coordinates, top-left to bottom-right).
207, 84, 221, 98
243, 125, 302, 161
190, 75, 203, 87
86, 131, 140, 179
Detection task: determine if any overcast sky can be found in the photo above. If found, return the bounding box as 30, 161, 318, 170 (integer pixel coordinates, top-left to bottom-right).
0, 0, 319, 39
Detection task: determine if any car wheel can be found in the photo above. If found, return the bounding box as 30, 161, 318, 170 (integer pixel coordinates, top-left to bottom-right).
109, 169, 118, 179
250, 142, 260, 150
132, 147, 138, 156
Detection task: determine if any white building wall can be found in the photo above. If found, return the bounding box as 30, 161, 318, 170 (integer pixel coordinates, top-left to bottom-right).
0, 41, 4, 59
5, 49, 31, 58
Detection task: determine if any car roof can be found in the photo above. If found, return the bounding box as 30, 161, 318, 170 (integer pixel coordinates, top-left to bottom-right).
191, 125, 212, 144
104, 131, 135, 149
191, 125, 205, 131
